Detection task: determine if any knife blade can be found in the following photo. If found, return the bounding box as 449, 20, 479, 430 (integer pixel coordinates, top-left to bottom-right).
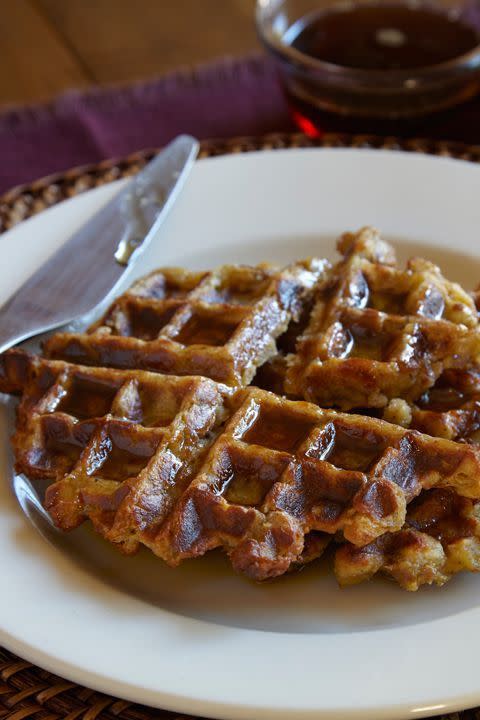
0, 134, 199, 355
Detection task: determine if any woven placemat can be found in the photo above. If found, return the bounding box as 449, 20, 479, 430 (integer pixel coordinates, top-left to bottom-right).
1, 131, 480, 720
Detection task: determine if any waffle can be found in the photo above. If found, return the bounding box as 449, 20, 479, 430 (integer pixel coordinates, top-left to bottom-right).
1, 349, 231, 556
42, 261, 324, 387
335, 488, 480, 590
251, 291, 315, 394
252, 353, 289, 394
4, 349, 480, 581
383, 369, 480, 442
164, 389, 480, 580
285, 227, 480, 410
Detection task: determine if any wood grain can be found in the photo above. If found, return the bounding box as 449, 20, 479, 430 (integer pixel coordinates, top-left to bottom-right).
0, 0, 91, 104
35, 0, 258, 84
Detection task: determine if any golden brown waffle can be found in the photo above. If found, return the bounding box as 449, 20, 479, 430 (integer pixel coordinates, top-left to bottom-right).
4, 349, 480, 581
42, 261, 324, 387
285, 227, 480, 410
251, 290, 315, 394
383, 369, 480, 442
1, 349, 232, 556
335, 488, 480, 590
161, 389, 480, 579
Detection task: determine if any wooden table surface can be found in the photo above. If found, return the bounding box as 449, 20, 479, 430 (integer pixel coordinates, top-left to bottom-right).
1, 0, 258, 107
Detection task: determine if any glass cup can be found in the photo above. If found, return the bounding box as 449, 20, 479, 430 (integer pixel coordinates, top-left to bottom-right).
256, 0, 480, 137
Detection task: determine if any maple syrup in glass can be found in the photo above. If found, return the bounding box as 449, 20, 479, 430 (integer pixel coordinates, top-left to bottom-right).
291, 3, 478, 70
257, 0, 480, 138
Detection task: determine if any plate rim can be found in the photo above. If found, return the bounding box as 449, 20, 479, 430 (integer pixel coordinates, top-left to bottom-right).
2, 130, 480, 233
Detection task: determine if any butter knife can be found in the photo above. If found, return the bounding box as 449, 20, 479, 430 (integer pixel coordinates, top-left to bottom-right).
0, 134, 199, 355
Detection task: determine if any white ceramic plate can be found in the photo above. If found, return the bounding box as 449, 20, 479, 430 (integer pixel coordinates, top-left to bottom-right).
1, 148, 480, 720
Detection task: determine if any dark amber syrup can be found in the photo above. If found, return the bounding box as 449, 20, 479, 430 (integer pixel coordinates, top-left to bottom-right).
289, 2, 478, 70
284, 2, 480, 138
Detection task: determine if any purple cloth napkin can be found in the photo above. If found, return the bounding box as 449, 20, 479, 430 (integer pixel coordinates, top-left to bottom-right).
0, 54, 292, 195
2, 50, 480, 196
